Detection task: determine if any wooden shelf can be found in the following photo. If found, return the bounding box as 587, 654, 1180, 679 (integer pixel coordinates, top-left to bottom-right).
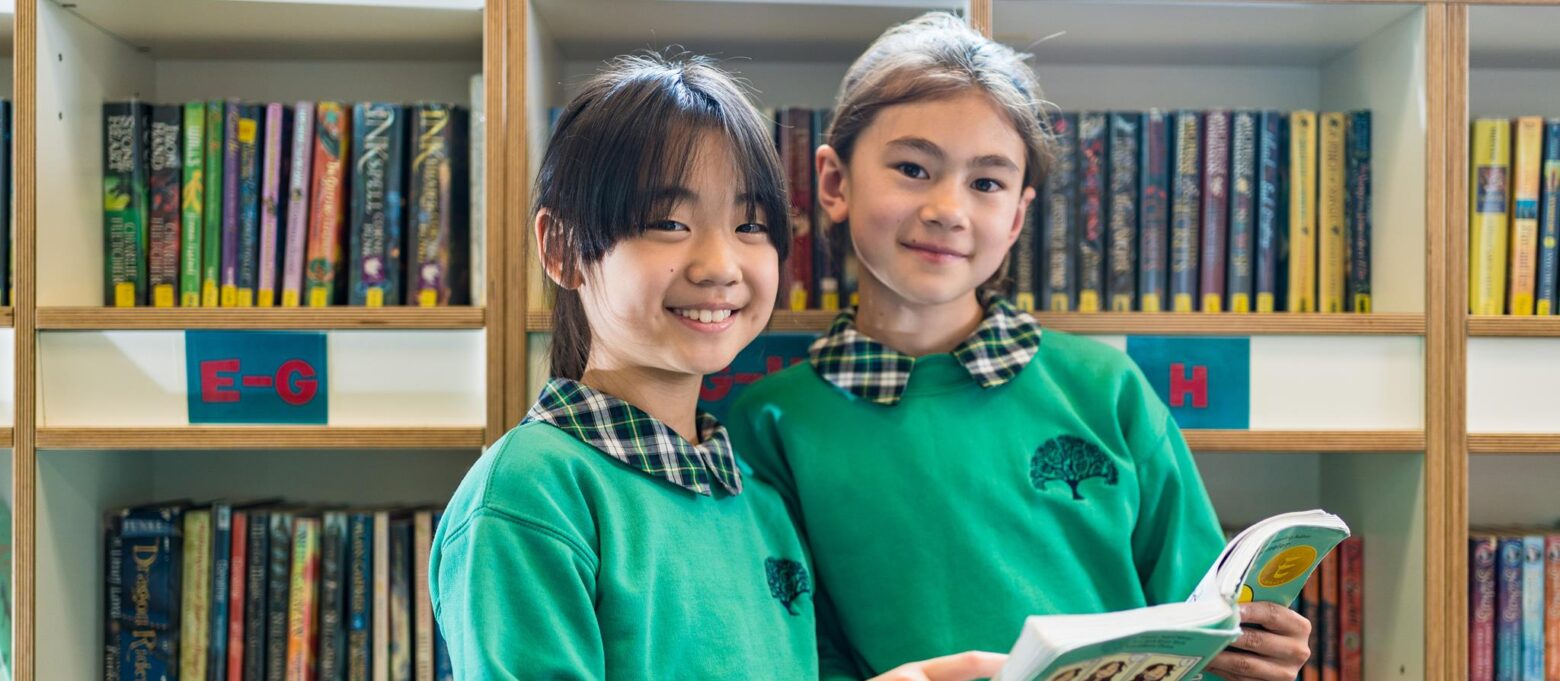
0, 427, 13, 449
36, 307, 485, 330
526, 311, 1424, 336
1185, 430, 1425, 453
1467, 315, 1560, 337
34, 426, 486, 450
1469, 434, 1560, 454
0, 307, 13, 328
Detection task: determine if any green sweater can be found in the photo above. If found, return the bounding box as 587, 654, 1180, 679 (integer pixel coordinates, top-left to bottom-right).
430, 421, 819, 680
727, 330, 1226, 678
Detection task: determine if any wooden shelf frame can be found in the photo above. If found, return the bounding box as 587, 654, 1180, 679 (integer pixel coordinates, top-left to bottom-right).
34, 426, 487, 450
1466, 315, 1560, 337
1468, 434, 1560, 454
1185, 430, 1426, 452
35, 306, 486, 330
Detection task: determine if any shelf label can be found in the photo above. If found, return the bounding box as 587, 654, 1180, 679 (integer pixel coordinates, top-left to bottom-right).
1126, 336, 1250, 430
698, 333, 813, 421
186, 330, 328, 424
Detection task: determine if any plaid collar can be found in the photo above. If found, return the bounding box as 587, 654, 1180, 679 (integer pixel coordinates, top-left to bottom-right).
809, 293, 1042, 406
523, 378, 743, 496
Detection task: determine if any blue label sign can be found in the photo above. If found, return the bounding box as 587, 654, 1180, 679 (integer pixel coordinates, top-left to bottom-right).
1126, 336, 1250, 430
186, 330, 328, 424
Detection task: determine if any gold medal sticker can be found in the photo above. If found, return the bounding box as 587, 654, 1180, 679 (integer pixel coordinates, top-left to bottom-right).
1257, 546, 1318, 588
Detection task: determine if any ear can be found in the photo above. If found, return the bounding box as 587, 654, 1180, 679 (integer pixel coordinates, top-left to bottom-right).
1005, 185, 1038, 249
815, 144, 850, 225
534, 208, 583, 289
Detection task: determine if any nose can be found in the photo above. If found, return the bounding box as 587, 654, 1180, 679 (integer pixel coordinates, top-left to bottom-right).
919, 177, 970, 232
686, 229, 742, 287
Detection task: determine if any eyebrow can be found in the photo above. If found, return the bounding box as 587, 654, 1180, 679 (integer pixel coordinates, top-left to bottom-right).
887, 136, 1021, 173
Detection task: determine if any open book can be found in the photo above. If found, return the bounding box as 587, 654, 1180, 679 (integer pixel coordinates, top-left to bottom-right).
994, 510, 1351, 681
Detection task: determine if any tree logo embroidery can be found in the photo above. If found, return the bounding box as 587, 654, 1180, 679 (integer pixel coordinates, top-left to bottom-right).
765, 557, 811, 616
1030, 435, 1119, 501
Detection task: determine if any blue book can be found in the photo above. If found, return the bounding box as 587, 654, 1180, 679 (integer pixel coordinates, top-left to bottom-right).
1536, 120, 1560, 315
1346, 110, 1372, 312
1138, 110, 1171, 312
348, 513, 375, 680
1042, 112, 1079, 311
1496, 537, 1525, 681
243, 509, 271, 681
349, 103, 408, 306
1522, 535, 1545, 681
209, 503, 233, 681
1169, 110, 1202, 312
1228, 111, 1258, 313
319, 511, 350, 681
235, 103, 264, 306
118, 504, 184, 681
1077, 111, 1108, 312
1107, 112, 1139, 311
104, 513, 124, 680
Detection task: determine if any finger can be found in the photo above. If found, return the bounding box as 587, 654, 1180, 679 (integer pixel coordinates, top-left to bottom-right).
1239, 602, 1313, 637
1228, 624, 1311, 664
1202, 650, 1301, 681
920, 651, 1009, 681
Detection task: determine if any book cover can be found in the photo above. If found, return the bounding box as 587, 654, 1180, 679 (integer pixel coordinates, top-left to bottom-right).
268, 512, 295, 681
1319, 550, 1340, 681
1522, 535, 1544, 681
1318, 112, 1347, 313
1138, 110, 1170, 313
1042, 112, 1078, 312
105, 513, 124, 681
1510, 117, 1545, 316
103, 101, 151, 307
1077, 111, 1107, 312
1472, 535, 1498, 681
1537, 121, 1560, 315
286, 517, 322, 681
408, 104, 471, 307
1012, 210, 1038, 312
374, 511, 391, 681
1545, 534, 1560, 681
348, 513, 374, 681
1497, 537, 1524, 681
1107, 112, 1138, 312
244, 509, 272, 681
1169, 110, 1202, 312
1256, 111, 1285, 313
148, 104, 183, 308
390, 517, 413, 681
813, 109, 842, 311
307, 102, 351, 307
180, 508, 213, 681
320, 512, 349, 681
781, 107, 813, 311
414, 511, 435, 681
1200, 110, 1231, 313
282, 102, 315, 308
235, 104, 264, 307
1287, 111, 1319, 313
181, 102, 206, 307
226, 510, 249, 681
221, 99, 242, 307
349, 103, 408, 307
258, 103, 291, 307
118, 504, 183, 681
1338, 536, 1363, 681
1346, 111, 1372, 313
210, 503, 234, 681
0, 101, 9, 306
469, 73, 486, 308
1472, 119, 1513, 316
1302, 572, 1321, 681
202, 100, 226, 307
1227, 111, 1258, 313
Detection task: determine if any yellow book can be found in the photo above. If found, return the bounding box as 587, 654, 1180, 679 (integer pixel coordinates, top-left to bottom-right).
1288, 111, 1318, 312
1049, 294, 1071, 312
1471, 118, 1512, 315
179, 510, 212, 681
1140, 293, 1162, 313
153, 284, 176, 308
286, 517, 321, 681
1078, 291, 1101, 313
1318, 113, 1347, 313
1508, 117, 1544, 315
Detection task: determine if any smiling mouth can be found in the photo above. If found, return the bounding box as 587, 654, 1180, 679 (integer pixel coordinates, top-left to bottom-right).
902, 241, 967, 259
670, 307, 736, 324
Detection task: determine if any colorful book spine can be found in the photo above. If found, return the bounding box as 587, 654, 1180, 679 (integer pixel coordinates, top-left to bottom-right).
259, 103, 290, 307
104, 514, 124, 681
0, 101, 9, 306
1302, 571, 1321, 681
813, 109, 841, 311
414, 512, 435, 681
227, 511, 249, 681
210, 503, 234, 681
202, 100, 226, 307
320, 512, 349, 681
180, 102, 206, 307
1200, 110, 1231, 313
1077, 111, 1107, 312
1107, 112, 1138, 312
1472, 119, 1513, 315
1043, 112, 1078, 312
1546, 534, 1560, 681
1347, 111, 1373, 312
374, 512, 391, 681
103, 101, 151, 307
1169, 111, 1202, 312
390, 518, 413, 681
1138, 110, 1170, 312
148, 105, 183, 308
1497, 537, 1524, 681
1228, 111, 1258, 313
118, 505, 182, 681
221, 99, 242, 307
245, 509, 272, 681
408, 104, 470, 307
268, 512, 296, 681
350, 103, 408, 307
179, 509, 212, 681
1320, 550, 1340, 681
1536, 121, 1560, 315
781, 107, 813, 311
282, 102, 315, 308
286, 517, 322, 681
1510, 117, 1545, 316
307, 102, 351, 307
1522, 535, 1545, 681
1338, 536, 1364, 681
1472, 536, 1499, 681
1288, 111, 1319, 312
1256, 111, 1285, 313
348, 514, 374, 681
1318, 112, 1348, 313
235, 104, 264, 307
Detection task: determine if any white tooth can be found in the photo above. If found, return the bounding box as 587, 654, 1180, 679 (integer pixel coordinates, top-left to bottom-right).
699, 309, 713, 323
714, 310, 730, 322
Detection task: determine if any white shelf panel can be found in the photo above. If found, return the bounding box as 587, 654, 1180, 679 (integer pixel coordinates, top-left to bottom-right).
1468, 455, 1560, 528
38, 330, 486, 427
1468, 338, 1560, 433
0, 329, 13, 427
1470, 5, 1560, 70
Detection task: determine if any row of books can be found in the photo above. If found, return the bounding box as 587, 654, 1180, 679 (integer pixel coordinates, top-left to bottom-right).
104, 501, 452, 681
1467, 529, 1560, 681
1469, 117, 1560, 316
1018, 109, 1372, 315
1293, 536, 1365, 681
102, 93, 478, 310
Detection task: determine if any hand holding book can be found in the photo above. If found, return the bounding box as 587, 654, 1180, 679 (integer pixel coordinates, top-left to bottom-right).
1202, 601, 1314, 681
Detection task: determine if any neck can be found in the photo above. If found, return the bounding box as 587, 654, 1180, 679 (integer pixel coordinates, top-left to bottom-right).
854, 273, 984, 357
578, 361, 704, 443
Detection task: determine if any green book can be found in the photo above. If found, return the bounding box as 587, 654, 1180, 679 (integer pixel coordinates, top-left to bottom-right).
179, 102, 204, 307
103, 101, 150, 307
200, 99, 224, 307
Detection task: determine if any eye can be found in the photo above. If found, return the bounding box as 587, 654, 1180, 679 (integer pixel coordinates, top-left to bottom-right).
895, 162, 929, 180
646, 220, 688, 232
736, 222, 769, 234
972, 178, 1004, 193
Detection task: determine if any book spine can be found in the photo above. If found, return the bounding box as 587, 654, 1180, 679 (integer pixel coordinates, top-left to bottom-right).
1302, 571, 1321, 681
103, 102, 150, 307
104, 514, 123, 681
448, 108, 472, 306
1200, 110, 1230, 313
350, 103, 406, 307
469, 74, 487, 308
414, 512, 435, 681
1498, 537, 1525, 681
1228, 111, 1258, 313
1320, 550, 1340, 681
268, 513, 295, 681
1538, 121, 1560, 315
1338, 536, 1364, 681
1012, 209, 1037, 312
148, 105, 183, 308
1472, 119, 1513, 315
1138, 110, 1170, 312
1288, 111, 1319, 312
236, 104, 264, 307
390, 519, 413, 681
221, 100, 242, 307
119, 506, 182, 681
181, 102, 206, 307
374, 512, 391, 681
1545, 534, 1560, 681
1346, 111, 1372, 312
307, 102, 351, 307
320, 513, 349, 681
282, 102, 315, 307
1107, 112, 1138, 312
1522, 536, 1545, 681
1169, 110, 1202, 312
1318, 112, 1348, 313
1510, 117, 1545, 316
226, 511, 249, 681
180, 510, 212, 681
1473, 536, 1499, 681
0, 101, 9, 306
258, 103, 289, 307
432, 511, 452, 681
409, 104, 458, 307
347, 514, 374, 681
202, 100, 225, 307
781, 107, 814, 310
813, 109, 841, 311
1077, 111, 1107, 312
1256, 111, 1284, 313
245, 510, 272, 681
209, 504, 234, 681
1042, 112, 1078, 311
286, 518, 322, 681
